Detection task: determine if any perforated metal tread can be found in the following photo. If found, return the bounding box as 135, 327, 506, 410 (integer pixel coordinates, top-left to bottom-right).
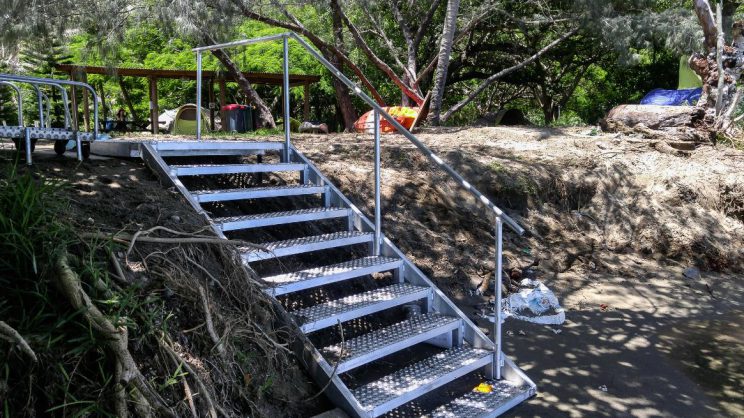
0, 125, 95, 141
354, 346, 492, 416
193, 184, 328, 202
214, 207, 349, 231
428, 380, 533, 418
292, 283, 430, 333
321, 313, 461, 374
170, 162, 306, 176
262, 256, 402, 296
241, 231, 373, 262
154, 141, 283, 156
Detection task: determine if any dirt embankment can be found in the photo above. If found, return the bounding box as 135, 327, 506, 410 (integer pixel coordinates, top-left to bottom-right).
294, 127, 744, 291
0, 149, 322, 418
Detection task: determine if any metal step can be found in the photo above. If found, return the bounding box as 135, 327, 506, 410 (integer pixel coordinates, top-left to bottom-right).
321, 313, 461, 374
170, 163, 306, 176
241, 231, 374, 263
292, 284, 431, 333
154, 141, 283, 156
215, 207, 349, 231
193, 184, 328, 203
428, 380, 533, 418
262, 256, 402, 296
0, 125, 95, 141
354, 346, 492, 416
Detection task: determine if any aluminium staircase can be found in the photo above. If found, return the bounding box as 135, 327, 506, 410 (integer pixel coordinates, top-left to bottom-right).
141, 140, 536, 417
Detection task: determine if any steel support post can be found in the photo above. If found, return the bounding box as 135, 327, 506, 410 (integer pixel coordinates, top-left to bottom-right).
494, 216, 504, 380
24, 128, 32, 165
373, 109, 382, 256
282, 35, 291, 162
196, 51, 203, 141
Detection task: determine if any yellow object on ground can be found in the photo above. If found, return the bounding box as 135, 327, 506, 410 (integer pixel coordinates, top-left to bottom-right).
473, 382, 493, 393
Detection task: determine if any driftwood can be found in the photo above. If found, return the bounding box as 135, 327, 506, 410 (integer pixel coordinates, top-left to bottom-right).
600, 105, 711, 143
601, 105, 704, 130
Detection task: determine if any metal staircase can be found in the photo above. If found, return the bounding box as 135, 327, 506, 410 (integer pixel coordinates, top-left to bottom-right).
141, 139, 536, 417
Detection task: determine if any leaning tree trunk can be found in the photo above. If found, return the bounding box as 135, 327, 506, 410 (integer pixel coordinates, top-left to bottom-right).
427, 0, 460, 126
690, 0, 744, 134
209, 48, 276, 129
330, 2, 358, 131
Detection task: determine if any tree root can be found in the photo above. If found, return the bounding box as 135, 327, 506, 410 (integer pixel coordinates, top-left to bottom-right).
0, 320, 37, 363
197, 284, 227, 360
159, 334, 221, 418
55, 253, 175, 418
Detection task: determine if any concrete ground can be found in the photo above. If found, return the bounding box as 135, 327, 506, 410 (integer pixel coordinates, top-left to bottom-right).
497, 254, 744, 418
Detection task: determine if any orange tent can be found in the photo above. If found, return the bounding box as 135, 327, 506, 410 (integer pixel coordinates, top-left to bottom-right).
354, 106, 419, 133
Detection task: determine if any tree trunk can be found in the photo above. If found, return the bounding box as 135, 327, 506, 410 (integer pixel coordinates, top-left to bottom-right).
428, 0, 460, 125
330, 2, 358, 131
209, 47, 276, 129
690, 0, 744, 134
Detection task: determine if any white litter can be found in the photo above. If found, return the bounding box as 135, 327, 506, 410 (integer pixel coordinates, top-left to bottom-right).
503, 279, 566, 325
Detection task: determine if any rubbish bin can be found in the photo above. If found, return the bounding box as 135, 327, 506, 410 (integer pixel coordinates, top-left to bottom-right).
222, 104, 247, 132
240, 106, 254, 132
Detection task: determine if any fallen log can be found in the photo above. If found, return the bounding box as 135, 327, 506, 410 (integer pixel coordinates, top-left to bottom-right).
600, 104, 704, 130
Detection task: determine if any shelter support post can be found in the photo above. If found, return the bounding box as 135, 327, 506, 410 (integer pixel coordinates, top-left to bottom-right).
69, 70, 79, 131
303, 82, 310, 121
208, 79, 215, 131
149, 76, 159, 135
82, 71, 90, 131
219, 78, 227, 132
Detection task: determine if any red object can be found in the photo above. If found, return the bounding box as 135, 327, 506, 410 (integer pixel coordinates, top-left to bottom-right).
222, 104, 247, 111
354, 106, 419, 133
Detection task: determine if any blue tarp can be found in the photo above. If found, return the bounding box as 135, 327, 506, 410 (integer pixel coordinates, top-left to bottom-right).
640, 88, 702, 106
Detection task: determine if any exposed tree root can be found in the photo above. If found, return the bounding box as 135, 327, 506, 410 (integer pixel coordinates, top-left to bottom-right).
0, 320, 37, 363
55, 253, 175, 418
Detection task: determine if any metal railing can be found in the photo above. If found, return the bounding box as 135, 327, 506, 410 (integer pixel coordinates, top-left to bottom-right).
0, 74, 96, 137
0, 74, 99, 163
193, 32, 525, 380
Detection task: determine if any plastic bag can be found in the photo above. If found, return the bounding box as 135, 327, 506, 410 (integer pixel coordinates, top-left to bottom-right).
502, 279, 566, 325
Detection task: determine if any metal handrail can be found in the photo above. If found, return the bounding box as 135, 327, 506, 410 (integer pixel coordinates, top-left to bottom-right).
193, 32, 525, 380
0, 81, 23, 126
0, 74, 97, 138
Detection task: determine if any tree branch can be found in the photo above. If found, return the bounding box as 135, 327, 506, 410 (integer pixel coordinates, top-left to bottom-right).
441, 28, 578, 121
694, 0, 718, 52
229, 0, 385, 105
333, 0, 424, 105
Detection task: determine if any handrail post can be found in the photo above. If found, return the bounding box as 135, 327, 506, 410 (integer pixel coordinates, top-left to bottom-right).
196, 51, 203, 141
494, 216, 504, 380
24, 127, 32, 165
282, 35, 291, 162
373, 109, 382, 256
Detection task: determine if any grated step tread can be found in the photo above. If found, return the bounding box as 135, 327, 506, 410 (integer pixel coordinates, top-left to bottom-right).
321, 313, 460, 374
265, 256, 399, 284
241, 231, 373, 262
428, 380, 532, 418
170, 163, 306, 176
354, 345, 492, 415
193, 184, 326, 202
214, 207, 349, 231
292, 283, 429, 333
